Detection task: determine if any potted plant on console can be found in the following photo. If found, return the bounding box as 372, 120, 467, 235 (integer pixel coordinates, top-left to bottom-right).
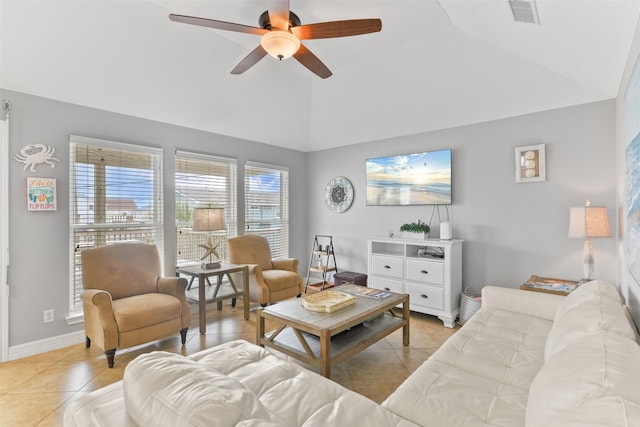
400, 220, 430, 240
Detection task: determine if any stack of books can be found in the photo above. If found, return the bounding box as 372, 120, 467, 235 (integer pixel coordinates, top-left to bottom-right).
521, 275, 583, 295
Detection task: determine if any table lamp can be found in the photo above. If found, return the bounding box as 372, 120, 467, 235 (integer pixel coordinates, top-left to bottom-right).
568, 200, 611, 280
193, 207, 226, 269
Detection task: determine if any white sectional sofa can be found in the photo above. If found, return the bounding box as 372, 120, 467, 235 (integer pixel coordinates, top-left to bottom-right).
64, 280, 640, 427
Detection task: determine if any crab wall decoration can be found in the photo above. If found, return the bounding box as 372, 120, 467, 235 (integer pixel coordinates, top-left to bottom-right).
14, 144, 60, 172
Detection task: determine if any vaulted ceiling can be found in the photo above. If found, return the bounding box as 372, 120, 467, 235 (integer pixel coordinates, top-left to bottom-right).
1, 1, 638, 152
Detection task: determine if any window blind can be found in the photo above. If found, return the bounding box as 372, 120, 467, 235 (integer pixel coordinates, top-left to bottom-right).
69, 135, 163, 314
244, 161, 289, 258
175, 151, 237, 265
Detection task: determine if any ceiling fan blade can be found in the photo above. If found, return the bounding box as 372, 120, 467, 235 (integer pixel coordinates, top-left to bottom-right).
291, 19, 382, 40
169, 14, 268, 36
230, 45, 268, 75
267, 0, 290, 30
293, 44, 332, 79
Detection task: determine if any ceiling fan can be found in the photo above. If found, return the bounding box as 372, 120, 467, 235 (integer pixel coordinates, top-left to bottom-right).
169, 0, 382, 79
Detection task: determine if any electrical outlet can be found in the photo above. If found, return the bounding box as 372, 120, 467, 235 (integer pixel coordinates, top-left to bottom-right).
43, 309, 54, 323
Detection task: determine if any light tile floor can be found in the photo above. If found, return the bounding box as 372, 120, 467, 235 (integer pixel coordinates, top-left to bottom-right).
0, 301, 459, 426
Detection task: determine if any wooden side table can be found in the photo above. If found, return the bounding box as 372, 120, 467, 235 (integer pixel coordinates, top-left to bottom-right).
176, 263, 249, 334
520, 275, 583, 296
519, 284, 572, 296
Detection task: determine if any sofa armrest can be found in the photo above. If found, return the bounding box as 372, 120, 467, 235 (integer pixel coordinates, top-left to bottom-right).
242, 264, 268, 304
272, 258, 298, 272
481, 286, 565, 321
157, 277, 187, 299
245, 264, 263, 280
158, 277, 191, 328
81, 289, 114, 314
81, 289, 118, 350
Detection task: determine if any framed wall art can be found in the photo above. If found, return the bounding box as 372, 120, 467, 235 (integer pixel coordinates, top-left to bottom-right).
515, 144, 545, 183
625, 54, 640, 287
27, 177, 57, 211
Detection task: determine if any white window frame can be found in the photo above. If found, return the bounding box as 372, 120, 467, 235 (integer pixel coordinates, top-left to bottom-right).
175, 151, 238, 266
244, 161, 289, 258
68, 135, 163, 319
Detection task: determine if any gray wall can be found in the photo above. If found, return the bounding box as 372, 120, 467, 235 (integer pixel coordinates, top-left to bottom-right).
2, 89, 307, 346
1, 88, 621, 349
307, 100, 617, 292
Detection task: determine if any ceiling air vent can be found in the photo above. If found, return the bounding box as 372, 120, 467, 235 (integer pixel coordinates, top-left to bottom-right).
509, 0, 540, 25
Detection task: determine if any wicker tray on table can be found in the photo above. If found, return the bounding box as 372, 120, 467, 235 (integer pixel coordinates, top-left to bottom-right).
301, 291, 356, 313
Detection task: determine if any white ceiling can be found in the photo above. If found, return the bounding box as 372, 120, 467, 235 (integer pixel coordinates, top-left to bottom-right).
1, 1, 639, 152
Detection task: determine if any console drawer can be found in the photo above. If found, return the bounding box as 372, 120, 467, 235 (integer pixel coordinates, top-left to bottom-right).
405, 258, 444, 285
369, 276, 404, 294
370, 255, 403, 279
407, 283, 444, 311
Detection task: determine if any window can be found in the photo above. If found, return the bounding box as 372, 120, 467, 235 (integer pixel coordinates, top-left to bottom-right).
244, 162, 289, 258
175, 151, 237, 266
69, 136, 163, 315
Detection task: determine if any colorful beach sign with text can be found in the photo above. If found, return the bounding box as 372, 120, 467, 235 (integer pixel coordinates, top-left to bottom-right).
27, 177, 57, 211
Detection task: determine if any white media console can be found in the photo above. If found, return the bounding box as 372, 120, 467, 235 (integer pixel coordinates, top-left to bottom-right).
367, 236, 463, 328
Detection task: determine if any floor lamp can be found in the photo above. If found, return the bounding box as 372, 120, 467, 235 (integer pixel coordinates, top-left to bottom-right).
568, 200, 611, 281
193, 207, 226, 269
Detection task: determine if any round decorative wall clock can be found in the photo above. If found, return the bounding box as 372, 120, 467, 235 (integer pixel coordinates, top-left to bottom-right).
325, 176, 354, 213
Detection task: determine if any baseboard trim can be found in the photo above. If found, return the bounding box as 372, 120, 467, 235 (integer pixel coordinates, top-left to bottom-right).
6, 302, 234, 361
8, 329, 85, 361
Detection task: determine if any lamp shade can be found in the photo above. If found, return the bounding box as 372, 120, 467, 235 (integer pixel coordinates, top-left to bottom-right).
568, 205, 611, 238
192, 208, 226, 231
260, 30, 300, 60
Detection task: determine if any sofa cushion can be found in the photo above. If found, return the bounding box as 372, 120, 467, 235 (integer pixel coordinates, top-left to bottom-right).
545, 280, 637, 360
383, 358, 530, 427
262, 269, 301, 291
187, 340, 416, 427
553, 279, 622, 320
81, 243, 161, 299
481, 285, 564, 321
527, 331, 640, 427
227, 235, 274, 271
112, 293, 182, 332
383, 306, 553, 426
429, 306, 552, 390
64, 381, 137, 427
123, 351, 276, 427
68, 340, 417, 427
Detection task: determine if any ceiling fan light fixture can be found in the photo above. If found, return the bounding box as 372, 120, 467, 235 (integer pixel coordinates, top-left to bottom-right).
260, 30, 300, 60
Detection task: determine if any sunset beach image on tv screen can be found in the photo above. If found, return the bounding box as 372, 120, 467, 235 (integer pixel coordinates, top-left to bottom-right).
366, 149, 452, 206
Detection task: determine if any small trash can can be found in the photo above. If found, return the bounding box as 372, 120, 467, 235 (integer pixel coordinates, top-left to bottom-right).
458, 288, 482, 325
333, 271, 368, 286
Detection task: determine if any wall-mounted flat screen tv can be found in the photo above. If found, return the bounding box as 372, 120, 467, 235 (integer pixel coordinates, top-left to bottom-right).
366, 149, 452, 206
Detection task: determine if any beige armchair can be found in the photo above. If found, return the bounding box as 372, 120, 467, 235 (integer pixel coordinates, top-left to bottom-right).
227, 234, 303, 306
80, 243, 191, 368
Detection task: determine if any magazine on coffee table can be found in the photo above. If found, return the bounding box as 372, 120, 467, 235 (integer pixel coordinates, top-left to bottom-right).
343, 286, 392, 300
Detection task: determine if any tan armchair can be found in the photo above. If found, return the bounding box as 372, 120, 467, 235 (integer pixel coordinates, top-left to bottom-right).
227, 234, 303, 306
80, 243, 191, 368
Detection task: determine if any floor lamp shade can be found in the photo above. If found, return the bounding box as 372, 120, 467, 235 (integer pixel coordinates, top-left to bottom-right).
192, 208, 226, 231
568, 202, 611, 280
